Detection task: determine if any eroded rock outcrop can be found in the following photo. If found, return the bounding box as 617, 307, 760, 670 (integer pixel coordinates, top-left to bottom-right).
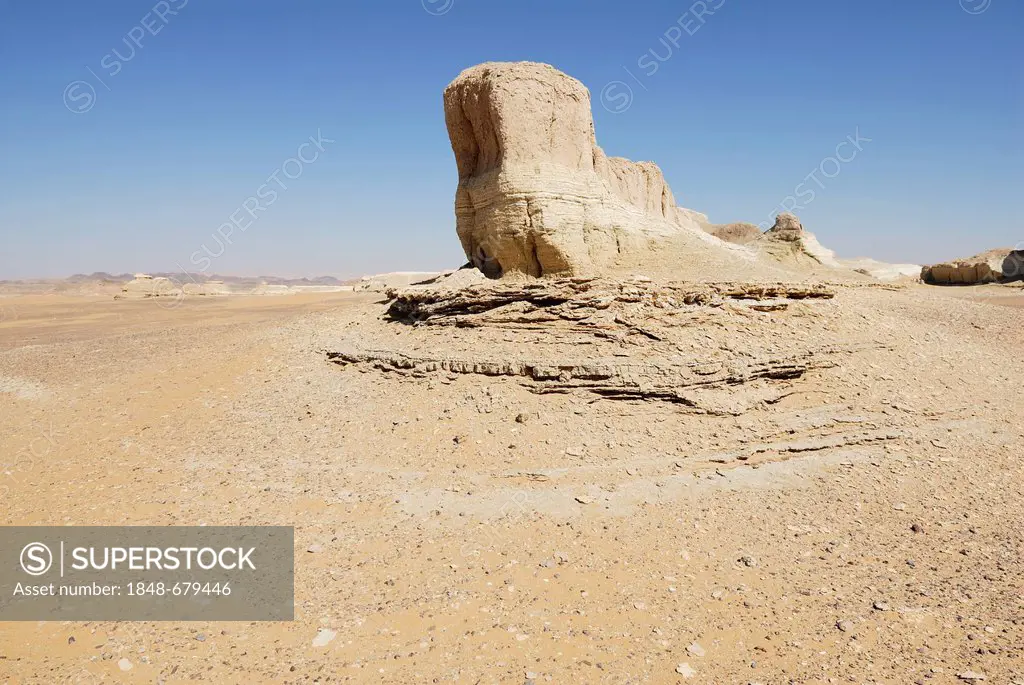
327, 345, 841, 408
119, 274, 181, 299
386, 277, 836, 327
704, 222, 763, 245
921, 249, 1024, 284
764, 213, 804, 241
758, 213, 841, 268
443, 62, 720, 278
324, 277, 884, 413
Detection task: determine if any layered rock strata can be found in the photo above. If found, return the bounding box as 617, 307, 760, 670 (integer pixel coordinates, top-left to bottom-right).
443, 62, 720, 278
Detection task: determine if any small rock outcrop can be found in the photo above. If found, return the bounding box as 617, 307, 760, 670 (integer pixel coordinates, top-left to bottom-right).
758, 213, 841, 268
119, 274, 181, 299
703, 222, 763, 245
327, 277, 851, 413
443, 62, 720, 278
764, 213, 804, 241
921, 249, 1024, 284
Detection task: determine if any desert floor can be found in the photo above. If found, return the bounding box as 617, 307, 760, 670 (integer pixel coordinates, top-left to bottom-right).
0, 285, 1022, 684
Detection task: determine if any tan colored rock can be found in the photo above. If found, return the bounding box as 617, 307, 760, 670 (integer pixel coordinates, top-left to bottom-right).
921, 249, 1022, 284
120, 274, 181, 299
443, 62, 724, 278
704, 222, 763, 245
764, 212, 804, 241
758, 214, 841, 268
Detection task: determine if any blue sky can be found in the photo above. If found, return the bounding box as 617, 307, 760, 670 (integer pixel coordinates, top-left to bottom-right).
0, 0, 1020, 279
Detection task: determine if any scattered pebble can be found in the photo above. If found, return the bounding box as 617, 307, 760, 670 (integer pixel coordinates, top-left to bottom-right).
687, 642, 706, 657
675, 663, 697, 678
312, 628, 337, 648
118, 659, 132, 672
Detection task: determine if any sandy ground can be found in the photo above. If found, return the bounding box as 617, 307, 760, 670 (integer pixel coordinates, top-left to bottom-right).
1, 285, 1022, 684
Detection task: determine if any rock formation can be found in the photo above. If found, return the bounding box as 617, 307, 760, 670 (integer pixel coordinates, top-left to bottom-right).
443, 62, 725, 278
119, 274, 181, 299
327, 345, 840, 408
326, 277, 865, 414
921, 248, 1024, 284
757, 213, 841, 268
703, 222, 763, 245
764, 212, 804, 242
385, 277, 836, 325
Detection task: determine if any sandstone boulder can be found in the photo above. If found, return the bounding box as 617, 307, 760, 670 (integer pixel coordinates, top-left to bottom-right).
443, 62, 723, 278
921, 249, 1024, 284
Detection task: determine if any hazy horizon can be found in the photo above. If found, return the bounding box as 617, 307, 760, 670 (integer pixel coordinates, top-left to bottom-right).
1, 0, 1021, 280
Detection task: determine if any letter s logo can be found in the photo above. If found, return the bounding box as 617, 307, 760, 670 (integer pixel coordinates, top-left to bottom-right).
20, 542, 53, 576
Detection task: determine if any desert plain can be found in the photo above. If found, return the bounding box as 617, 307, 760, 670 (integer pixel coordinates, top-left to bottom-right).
0, 273, 1022, 684
2, 60, 1023, 684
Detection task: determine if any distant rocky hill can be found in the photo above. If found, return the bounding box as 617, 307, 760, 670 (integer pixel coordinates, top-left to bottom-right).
65, 272, 133, 283
66, 272, 353, 286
